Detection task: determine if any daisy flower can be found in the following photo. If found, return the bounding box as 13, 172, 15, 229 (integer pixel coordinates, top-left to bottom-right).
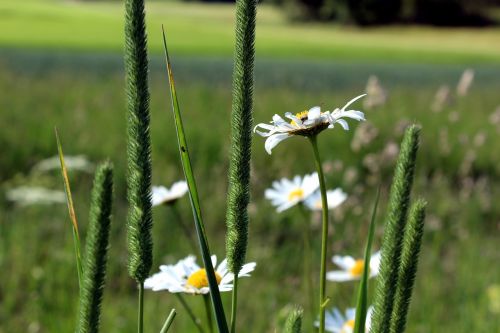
254, 94, 366, 154
315, 307, 373, 333
265, 173, 319, 212
144, 255, 256, 295
327, 251, 381, 282
151, 180, 188, 206
304, 188, 347, 211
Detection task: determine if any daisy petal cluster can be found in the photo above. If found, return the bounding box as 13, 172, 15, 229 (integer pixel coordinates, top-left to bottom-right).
151, 180, 188, 206
254, 94, 366, 154
315, 306, 373, 333
144, 255, 256, 295
327, 251, 381, 282
265, 173, 319, 212
304, 188, 347, 211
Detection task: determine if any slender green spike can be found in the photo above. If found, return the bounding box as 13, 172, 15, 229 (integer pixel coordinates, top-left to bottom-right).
160, 309, 177, 333
76, 162, 114, 333
353, 189, 380, 333
284, 306, 303, 333
55, 127, 83, 292
389, 199, 427, 333
161, 27, 229, 333
371, 125, 420, 333
124, 0, 153, 284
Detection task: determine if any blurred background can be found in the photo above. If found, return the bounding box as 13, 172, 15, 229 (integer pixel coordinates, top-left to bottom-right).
1, 0, 499, 332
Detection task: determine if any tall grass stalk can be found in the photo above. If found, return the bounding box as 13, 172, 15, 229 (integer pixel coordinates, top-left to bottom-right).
370, 125, 420, 333
159, 309, 177, 333
161, 27, 228, 333
75, 162, 114, 333
55, 128, 83, 292
226, 0, 256, 330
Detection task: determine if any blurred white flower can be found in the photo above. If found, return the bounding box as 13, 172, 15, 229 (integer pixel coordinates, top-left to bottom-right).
315, 306, 373, 333
145, 255, 255, 295
456, 68, 474, 96
6, 186, 66, 206
254, 95, 366, 154
431, 85, 451, 113
364, 75, 387, 110
151, 181, 188, 206
265, 173, 319, 212
304, 188, 347, 211
327, 251, 381, 282
32, 155, 94, 173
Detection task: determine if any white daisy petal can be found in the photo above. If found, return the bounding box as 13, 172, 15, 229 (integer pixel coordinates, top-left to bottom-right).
264, 133, 290, 154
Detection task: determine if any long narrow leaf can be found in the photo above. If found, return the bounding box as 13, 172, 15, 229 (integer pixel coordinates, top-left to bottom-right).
353, 189, 380, 333
161, 26, 228, 333
55, 127, 83, 291
160, 309, 177, 333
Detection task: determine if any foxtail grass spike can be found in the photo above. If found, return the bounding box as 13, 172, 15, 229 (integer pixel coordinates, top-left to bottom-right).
76, 162, 114, 333
284, 306, 303, 333
124, 0, 153, 283
226, 0, 257, 275
389, 199, 427, 333
371, 125, 420, 333
353, 188, 380, 333
55, 127, 83, 291
161, 27, 229, 333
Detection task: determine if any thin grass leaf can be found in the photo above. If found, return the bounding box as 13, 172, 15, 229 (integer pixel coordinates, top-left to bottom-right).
55, 127, 83, 291
161, 26, 228, 333
160, 309, 177, 333
353, 188, 380, 333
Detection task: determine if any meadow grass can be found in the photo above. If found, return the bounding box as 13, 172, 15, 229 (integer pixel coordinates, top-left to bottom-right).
1, 51, 499, 332
1, 0, 500, 64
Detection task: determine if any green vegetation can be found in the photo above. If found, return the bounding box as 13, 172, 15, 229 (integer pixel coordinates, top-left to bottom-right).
1, 0, 500, 63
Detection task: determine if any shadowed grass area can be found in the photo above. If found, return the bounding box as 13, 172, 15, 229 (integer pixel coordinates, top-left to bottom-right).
1, 0, 500, 64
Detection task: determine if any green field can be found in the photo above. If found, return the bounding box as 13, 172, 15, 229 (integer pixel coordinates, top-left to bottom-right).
1, 0, 500, 332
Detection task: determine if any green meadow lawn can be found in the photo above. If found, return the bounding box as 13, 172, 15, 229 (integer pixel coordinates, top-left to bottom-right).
1, 1, 500, 332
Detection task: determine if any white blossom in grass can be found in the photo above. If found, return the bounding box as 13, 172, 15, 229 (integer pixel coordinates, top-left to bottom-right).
6, 186, 66, 206
151, 181, 188, 206
144, 255, 256, 295
254, 94, 366, 154
304, 188, 347, 211
265, 173, 319, 213
315, 307, 373, 333
326, 251, 381, 282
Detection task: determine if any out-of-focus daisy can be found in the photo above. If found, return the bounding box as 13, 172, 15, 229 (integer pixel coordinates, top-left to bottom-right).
315, 306, 373, 333
145, 255, 256, 295
254, 94, 366, 154
151, 181, 188, 206
6, 186, 66, 206
304, 188, 347, 211
265, 173, 319, 212
327, 251, 381, 282
32, 155, 94, 173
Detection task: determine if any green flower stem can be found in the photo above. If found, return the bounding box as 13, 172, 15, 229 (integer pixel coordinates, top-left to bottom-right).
203, 294, 214, 333
138, 282, 144, 333
160, 309, 177, 333
308, 135, 329, 333
175, 294, 205, 333
298, 204, 314, 320
230, 275, 238, 333
170, 203, 197, 253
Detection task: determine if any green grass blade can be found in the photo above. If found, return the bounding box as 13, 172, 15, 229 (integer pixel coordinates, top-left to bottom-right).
353, 188, 380, 333
55, 127, 83, 292
160, 309, 177, 333
161, 26, 228, 333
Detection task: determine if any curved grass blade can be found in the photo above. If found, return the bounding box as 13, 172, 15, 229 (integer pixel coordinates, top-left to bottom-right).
161, 26, 228, 333
55, 127, 83, 292
353, 188, 380, 333
160, 309, 177, 333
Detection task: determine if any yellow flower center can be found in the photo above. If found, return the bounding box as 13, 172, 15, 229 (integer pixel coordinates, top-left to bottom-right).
341, 319, 355, 333
186, 269, 222, 289
349, 259, 366, 277
288, 188, 304, 202
290, 110, 309, 126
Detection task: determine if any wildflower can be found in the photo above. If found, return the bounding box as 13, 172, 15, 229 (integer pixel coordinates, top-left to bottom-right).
254, 95, 366, 154
265, 173, 319, 212
144, 255, 256, 295
304, 188, 347, 211
151, 181, 188, 206
315, 307, 373, 333
6, 186, 66, 206
327, 251, 381, 282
